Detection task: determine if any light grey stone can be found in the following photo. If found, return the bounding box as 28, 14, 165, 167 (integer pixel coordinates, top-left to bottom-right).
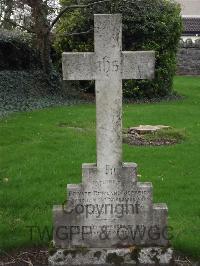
50, 13, 172, 265
62, 14, 155, 170
53, 169, 169, 248
62, 52, 94, 80
122, 51, 155, 80
128, 125, 171, 134
138, 247, 173, 265
49, 247, 174, 266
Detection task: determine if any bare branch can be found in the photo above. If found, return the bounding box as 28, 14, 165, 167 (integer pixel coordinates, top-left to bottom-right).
49, 0, 111, 31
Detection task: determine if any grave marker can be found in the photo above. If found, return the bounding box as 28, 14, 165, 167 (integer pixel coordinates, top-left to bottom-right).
49, 14, 173, 266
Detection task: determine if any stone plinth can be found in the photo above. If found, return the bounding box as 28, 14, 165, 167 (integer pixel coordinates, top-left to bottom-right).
50, 163, 170, 265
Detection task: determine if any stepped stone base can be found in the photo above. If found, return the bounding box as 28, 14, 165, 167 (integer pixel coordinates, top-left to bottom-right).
52, 163, 169, 248
48, 247, 174, 266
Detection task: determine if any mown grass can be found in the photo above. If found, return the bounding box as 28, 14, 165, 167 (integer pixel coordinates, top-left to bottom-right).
0, 76, 200, 258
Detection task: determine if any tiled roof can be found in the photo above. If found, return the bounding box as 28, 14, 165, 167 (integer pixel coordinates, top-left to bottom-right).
183, 17, 200, 34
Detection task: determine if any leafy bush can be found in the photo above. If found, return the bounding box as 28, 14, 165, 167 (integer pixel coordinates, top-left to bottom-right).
54, 0, 182, 98
0, 30, 65, 115
0, 29, 41, 70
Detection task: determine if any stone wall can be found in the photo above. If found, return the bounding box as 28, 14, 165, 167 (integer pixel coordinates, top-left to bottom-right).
177, 38, 200, 75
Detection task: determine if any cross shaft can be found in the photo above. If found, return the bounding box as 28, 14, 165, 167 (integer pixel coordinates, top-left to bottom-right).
62, 14, 155, 172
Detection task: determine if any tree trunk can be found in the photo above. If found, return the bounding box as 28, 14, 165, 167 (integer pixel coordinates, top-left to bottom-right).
35, 29, 52, 75
27, 0, 52, 74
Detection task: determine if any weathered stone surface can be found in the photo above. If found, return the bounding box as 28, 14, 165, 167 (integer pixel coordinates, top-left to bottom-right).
128, 125, 170, 135
50, 13, 171, 266
53, 163, 169, 248
122, 51, 155, 80
177, 39, 200, 76
62, 14, 155, 171
177, 47, 200, 75
49, 247, 174, 266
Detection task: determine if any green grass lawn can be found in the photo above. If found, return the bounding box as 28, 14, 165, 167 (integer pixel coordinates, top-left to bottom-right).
0, 76, 200, 258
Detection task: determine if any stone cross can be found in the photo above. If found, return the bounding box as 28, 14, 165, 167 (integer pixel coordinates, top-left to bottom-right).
50, 15, 171, 264
63, 14, 155, 172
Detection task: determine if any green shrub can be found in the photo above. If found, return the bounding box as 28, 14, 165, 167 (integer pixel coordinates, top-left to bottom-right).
54, 0, 182, 98
0, 29, 41, 70
0, 70, 73, 117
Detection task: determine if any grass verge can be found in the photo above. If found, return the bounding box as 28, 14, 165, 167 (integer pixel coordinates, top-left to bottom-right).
0, 76, 200, 259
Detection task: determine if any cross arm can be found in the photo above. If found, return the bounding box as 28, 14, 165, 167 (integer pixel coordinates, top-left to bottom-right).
62, 52, 95, 80
122, 51, 155, 80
